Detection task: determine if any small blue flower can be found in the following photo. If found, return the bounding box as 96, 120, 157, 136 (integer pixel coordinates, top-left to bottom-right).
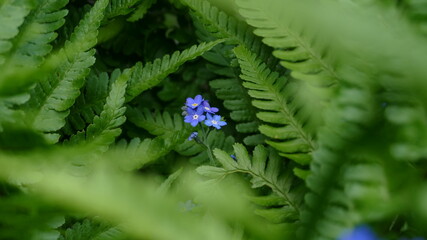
338, 225, 378, 240
188, 132, 198, 141
204, 114, 227, 129
201, 101, 219, 114
186, 95, 204, 109
184, 108, 206, 127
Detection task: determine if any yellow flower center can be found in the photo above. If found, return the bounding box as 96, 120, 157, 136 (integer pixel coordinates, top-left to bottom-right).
192, 103, 198, 107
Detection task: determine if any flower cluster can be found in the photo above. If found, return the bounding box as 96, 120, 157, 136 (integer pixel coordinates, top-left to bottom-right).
183, 95, 226, 129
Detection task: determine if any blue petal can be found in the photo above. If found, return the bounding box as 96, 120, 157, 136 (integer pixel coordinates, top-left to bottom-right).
194, 95, 203, 103
190, 120, 198, 127
204, 120, 213, 126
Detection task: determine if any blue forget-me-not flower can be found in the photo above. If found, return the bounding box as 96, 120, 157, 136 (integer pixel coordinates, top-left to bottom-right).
184, 107, 206, 127
204, 114, 227, 129
186, 95, 204, 109
201, 101, 219, 114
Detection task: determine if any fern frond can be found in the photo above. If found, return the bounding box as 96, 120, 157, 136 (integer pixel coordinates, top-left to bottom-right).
60, 219, 125, 240
114, 132, 188, 170
62, 70, 119, 136
125, 39, 223, 102
236, 0, 341, 132
300, 68, 381, 240
123, 108, 194, 168
0, 0, 68, 96
127, 0, 156, 22
234, 45, 315, 170
0, 0, 68, 69
126, 107, 188, 136
68, 69, 128, 152
178, 0, 273, 63
0, 0, 32, 66
385, 100, 427, 161
105, 0, 141, 19
210, 77, 265, 146
24, 0, 109, 143
197, 143, 303, 225
202, 43, 265, 146
236, 0, 340, 88
0, 95, 28, 132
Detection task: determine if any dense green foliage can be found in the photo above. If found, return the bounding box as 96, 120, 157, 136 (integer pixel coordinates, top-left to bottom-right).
0, 0, 427, 239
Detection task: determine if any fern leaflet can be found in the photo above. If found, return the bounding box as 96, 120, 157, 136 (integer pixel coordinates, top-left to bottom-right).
114, 133, 187, 171
301, 68, 382, 240
68, 69, 128, 153
178, 0, 274, 63
236, 0, 340, 88
236, 0, 341, 132
127, 107, 189, 136
62, 70, 119, 136
0, 0, 32, 65
24, 0, 109, 143
127, 0, 157, 22
204, 42, 265, 146
60, 219, 125, 240
197, 143, 303, 225
105, 0, 141, 19
0, 0, 68, 69
234, 45, 315, 173
125, 39, 223, 102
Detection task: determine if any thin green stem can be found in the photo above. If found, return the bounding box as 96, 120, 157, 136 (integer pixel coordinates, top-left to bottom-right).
200, 124, 215, 165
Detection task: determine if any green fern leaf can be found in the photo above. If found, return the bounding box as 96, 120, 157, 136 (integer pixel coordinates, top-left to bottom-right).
127, 107, 189, 136
114, 132, 189, 171
300, 68, 382, 239
236, 0, 341, 132
105, 0, 141, 19
234, 45, 316, 168
0, 0, 68, 96
0, 0, 32, 66
0, 94, 28, 132
125, 39, 223, 102
197, 143, 303, 224
0, 0, 68, 69
60, 219, 125, 240
210, 77, 265, 146
24, 0, 109, 143
178, 0, 273, 63
62, 70, 119, 136
68, 69, 128, 152
123, 108, 194, 169
203, 43, 264, 146
127, 0, 157, 22
236, 0, 340, 88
